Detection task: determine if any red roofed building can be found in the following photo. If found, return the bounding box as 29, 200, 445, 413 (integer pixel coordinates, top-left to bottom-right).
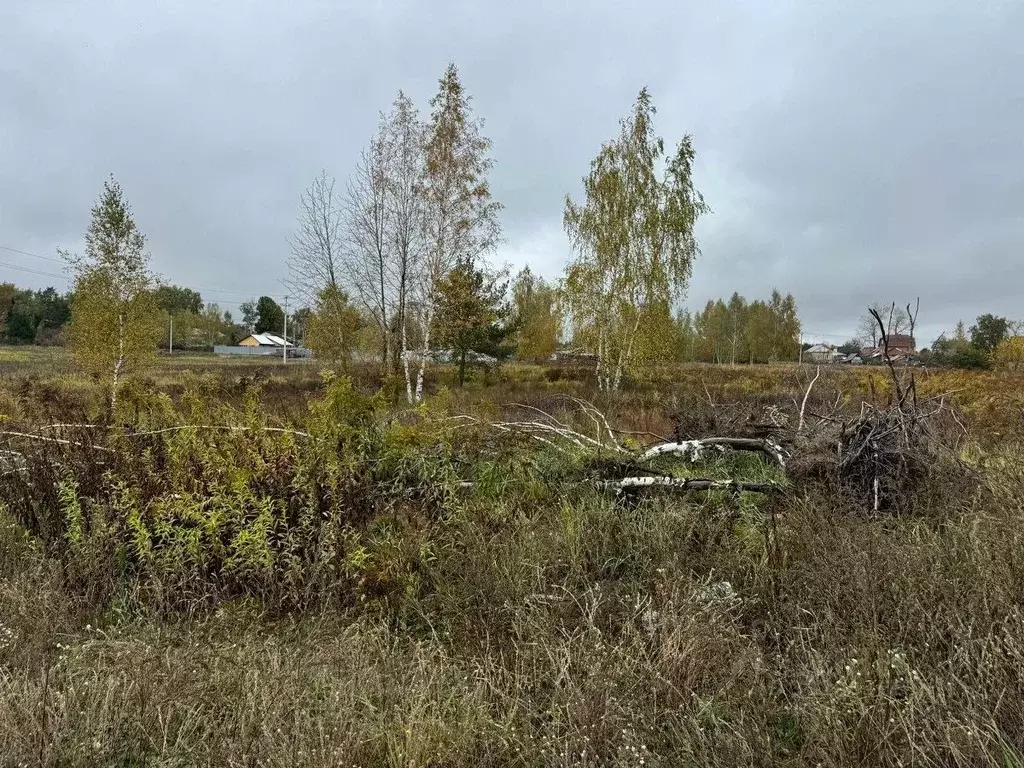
885, 334, 915, 355
859, 334, 916, 363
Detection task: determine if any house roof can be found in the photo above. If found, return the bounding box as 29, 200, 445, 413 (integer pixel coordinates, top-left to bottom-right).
886, 334, 915, 348
859, 345, 916, 361
247, 333, 292, 346
806, 344, 840, 355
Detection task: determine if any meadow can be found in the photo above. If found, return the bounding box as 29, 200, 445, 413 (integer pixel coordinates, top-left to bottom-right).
1, 350, 1024, 767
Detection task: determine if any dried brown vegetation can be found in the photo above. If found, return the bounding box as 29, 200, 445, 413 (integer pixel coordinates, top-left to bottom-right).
0, 356, 1023, 766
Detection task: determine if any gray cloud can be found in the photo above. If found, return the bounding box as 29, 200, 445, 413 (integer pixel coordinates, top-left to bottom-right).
1, 0, 1020, 345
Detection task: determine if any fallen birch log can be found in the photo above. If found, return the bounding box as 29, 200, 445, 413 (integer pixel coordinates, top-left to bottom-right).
637, 437, 786, 469
602, 476, 785, 494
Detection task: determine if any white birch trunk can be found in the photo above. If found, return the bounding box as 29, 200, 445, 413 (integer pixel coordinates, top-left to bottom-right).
414, 308, 432, 404
612, 312, 642, 391
401, 315, 414, 405
111, 311, 125, 410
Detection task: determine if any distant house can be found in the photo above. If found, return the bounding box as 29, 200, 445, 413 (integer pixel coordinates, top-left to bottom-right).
550, 349, 598, 365
858, 334, 916, 364
238, 333, 291, 348
214, 333, 300, 357
885, 334, 915, 355
804, 343, 843, 364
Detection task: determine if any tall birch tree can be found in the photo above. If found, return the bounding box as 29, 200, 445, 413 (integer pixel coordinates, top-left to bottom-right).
511, 267, 561, 362
344, 129, 393, 372
563, 88, 708, 390
382, 91, 426, 401
414, 63, 502, 402
341, 91, 426, 396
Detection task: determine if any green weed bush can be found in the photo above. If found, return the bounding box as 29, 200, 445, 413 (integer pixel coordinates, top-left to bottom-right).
1, 375, 464, 612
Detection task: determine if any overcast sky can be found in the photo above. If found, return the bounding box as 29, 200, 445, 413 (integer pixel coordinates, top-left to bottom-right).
2, 0, 1021, 345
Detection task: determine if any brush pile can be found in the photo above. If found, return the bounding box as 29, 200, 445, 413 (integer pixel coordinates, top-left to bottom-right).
829, 399, 970, 514
794, 301, 979, 514
461, 302, 983, 514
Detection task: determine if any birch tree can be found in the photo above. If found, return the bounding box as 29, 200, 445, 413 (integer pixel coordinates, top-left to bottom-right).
344, 129, 393, 372
341, 91, 425, 396
563, 88, 708, 390
239, 300, 258, 333
726, 292, 746, 365
414, 63, 502, 402
382, 91, 426, 402
287, 170, 343, 308
64, 176, 160, 409
684, 291, 800, 364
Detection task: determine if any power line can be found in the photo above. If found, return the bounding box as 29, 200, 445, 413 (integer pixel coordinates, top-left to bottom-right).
0, 260, 70, 281
0, 242, 274, 300
0, 244, 64, 264
193, 287, 262, 298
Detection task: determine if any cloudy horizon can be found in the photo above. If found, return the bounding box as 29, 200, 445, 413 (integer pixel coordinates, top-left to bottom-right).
2, 0, 1021, 347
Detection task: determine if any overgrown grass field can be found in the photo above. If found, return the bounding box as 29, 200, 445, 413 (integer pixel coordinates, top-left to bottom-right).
2, 352, 1024, 766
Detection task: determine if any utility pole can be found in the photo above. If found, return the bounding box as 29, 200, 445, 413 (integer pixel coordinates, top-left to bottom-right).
282, 295, 289, 365
169, 317, 174, 355
798, 333, 803, 365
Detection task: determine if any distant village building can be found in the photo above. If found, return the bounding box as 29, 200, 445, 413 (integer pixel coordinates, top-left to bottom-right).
804, 343, 843, 364
215, 333, 308, 357
238, 333, 291, 348
550, 349, 598, 365
858, 334, 917, 364
884, 334, 915, 355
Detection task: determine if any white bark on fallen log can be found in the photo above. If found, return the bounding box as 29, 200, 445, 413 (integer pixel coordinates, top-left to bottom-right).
0, 430, 116, 453
637, 438, 786, 468
602, 476, 784, 494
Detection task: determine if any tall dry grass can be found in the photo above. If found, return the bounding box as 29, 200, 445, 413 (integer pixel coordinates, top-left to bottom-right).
0, 361, 1022, 766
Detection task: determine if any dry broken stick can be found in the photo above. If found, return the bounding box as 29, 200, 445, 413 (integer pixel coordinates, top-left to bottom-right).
0, 430, 115, 453
798, 366, 821, 433
444, 412, 626, 455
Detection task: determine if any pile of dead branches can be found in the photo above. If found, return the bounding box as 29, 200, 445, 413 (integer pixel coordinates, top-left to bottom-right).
832, 401, 961, 513
793, 300, 980, 514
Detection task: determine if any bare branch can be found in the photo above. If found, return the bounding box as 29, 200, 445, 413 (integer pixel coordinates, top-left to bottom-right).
798, 365, 821, 433
869, 305, 906, 406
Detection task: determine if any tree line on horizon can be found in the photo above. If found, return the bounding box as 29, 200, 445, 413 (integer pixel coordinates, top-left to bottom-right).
1, 63, 792, 395
12, 61, 1022, 404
